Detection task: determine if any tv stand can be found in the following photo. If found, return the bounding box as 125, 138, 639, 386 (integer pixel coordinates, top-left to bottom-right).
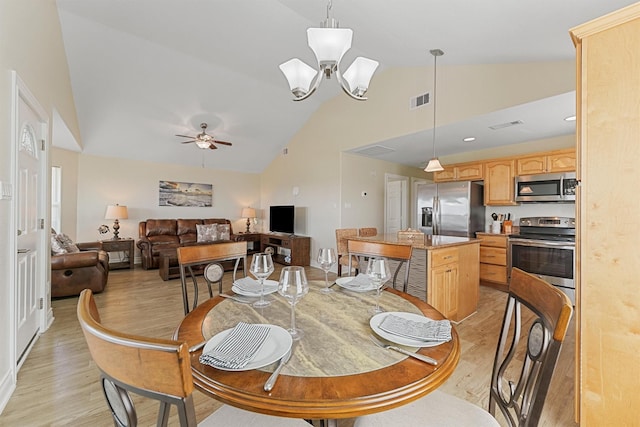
260, 234, 310, 266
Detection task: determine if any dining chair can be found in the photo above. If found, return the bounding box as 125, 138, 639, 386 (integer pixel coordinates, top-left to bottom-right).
177, 241, 247, 314
347, 240, 412, 292
77, 289, 310, 427
335, 228, 359, 277
358, 227, 378, 237
353, 267, 573, 427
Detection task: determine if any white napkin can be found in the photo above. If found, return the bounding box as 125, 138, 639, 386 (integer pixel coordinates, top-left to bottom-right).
233, 277, 276, 292
342, 273, 373, 289
379, 314, 452, 342
199, 322, 270, 369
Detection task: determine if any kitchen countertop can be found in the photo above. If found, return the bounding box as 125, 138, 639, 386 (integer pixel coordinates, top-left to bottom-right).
349, 233, 480, 250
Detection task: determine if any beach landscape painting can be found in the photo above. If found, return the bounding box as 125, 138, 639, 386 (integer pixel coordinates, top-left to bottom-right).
159, 180, 213, 207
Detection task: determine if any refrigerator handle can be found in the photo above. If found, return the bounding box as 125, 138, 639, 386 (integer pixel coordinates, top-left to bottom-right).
433, 195, 440, 235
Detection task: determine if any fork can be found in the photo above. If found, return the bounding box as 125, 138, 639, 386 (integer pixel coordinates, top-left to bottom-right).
369, 335, 438, 366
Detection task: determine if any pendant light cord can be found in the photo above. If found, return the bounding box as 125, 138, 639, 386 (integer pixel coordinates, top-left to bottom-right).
432, 52, 438, 159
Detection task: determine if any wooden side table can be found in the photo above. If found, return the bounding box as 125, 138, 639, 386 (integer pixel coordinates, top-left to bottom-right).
100, 238, 135, 270
234, 232, 261, 255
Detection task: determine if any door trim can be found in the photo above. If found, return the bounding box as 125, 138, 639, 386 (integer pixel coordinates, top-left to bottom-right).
384, 173, 409, 234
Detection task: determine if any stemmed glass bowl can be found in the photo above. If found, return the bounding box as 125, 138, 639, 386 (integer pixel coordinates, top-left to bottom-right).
249, 253, 274, 308
317, 248, 337, 294
366, 257, 391, 315
278, 266, 309, 340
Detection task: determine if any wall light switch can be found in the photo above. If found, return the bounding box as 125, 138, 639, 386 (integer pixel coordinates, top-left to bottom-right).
0, 181, 12, 200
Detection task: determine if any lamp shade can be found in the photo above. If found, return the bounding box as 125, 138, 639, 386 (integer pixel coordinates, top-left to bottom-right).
343, 57, 379, 96
279, 58, 318, 95
241, 207, 256, 218
307, 27, 352, 65
424, 158, 444, 172
105, 204, 128, 220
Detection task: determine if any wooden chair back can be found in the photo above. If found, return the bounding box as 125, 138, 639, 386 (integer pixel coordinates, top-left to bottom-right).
358, 227, 378, 237
77, 289, 197, 426
489, 268, 573, 426
347, 240, 413, 292
335, 228, 358, 276
177, 242, 247, 314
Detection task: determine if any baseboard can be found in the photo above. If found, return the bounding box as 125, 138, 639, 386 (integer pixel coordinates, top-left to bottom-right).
0, 368, 16, 415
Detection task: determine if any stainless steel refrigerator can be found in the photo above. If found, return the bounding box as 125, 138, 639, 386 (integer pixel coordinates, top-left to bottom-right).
415, 181, 485, 237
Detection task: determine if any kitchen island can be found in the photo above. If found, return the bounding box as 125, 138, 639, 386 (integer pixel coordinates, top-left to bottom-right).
348, 233, 480, 323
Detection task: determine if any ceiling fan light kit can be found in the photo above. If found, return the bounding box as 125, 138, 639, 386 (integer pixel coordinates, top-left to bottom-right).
424, 49, 445, 173
279, 0, 379, 101
176, 123, 233, 150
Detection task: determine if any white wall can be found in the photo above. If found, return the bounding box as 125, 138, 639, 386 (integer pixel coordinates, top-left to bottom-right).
74, 154, 261, 260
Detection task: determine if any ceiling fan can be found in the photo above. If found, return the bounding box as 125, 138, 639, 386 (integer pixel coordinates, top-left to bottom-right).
176, 123, 233, 150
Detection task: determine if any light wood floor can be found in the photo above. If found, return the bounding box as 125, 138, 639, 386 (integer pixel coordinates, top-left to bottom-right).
0, 265, 577, 426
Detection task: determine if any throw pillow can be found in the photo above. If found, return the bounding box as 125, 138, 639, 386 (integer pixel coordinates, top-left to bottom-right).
218, 224, 231, 240
197, 223, 218, 242
56, 234, 80, 253
51, 234, 67, 255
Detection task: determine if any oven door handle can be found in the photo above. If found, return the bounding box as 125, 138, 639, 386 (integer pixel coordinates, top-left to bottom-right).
509, 238, 575, 249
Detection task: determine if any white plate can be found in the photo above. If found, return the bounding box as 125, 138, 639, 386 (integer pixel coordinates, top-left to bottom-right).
201, 324, 292, 371
335, 276, 377, 293
370, 312, 446, 348
232, 279, 279, 296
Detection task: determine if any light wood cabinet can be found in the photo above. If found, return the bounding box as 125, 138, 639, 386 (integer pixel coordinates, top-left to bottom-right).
427, 243, 479, 322
434, 162, 483, 182
484, 159, 517, 206
571, 5, 640, 424
516, 149, 576, 175
476, 232, 508, 291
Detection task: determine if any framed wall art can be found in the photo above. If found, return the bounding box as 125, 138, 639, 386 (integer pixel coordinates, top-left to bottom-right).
159, 180, 213, 207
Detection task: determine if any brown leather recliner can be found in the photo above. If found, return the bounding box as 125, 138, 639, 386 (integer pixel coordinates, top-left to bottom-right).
51, 242, 110, 298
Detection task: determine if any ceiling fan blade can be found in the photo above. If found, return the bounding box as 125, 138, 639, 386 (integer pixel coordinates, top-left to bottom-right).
213, 140, 233, 146
208, 144, 218, 150
176, 134, 196, 139
181, 140, 196, 144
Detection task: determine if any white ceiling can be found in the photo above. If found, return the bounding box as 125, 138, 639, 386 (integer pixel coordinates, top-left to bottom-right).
54, 0, 637, 172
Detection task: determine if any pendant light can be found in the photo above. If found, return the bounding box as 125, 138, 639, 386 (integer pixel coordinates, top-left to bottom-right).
424, 49, 444, 172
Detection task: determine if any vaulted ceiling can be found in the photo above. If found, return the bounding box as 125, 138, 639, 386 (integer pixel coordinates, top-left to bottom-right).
55, 0, 637, 172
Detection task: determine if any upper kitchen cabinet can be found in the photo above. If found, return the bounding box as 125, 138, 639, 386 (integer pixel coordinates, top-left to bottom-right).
516, 148, 576, 175
484, 159, 517, 206
571, 3, 640, 425
433, 162, 483, 182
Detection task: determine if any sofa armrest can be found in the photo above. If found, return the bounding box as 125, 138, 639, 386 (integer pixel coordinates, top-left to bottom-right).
52, 250, 108, 270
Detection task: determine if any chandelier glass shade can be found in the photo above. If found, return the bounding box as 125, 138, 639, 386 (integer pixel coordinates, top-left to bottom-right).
279, 3, 379, 101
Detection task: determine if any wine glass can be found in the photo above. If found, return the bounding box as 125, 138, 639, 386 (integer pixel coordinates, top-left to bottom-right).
278, 266, 309, 340
249, 253, 274, 308
317, 248, 337, 294
366, 257, 391, 315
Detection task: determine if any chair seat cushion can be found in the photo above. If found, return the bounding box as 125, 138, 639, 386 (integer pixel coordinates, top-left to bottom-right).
199, 404, 309, 426
353, 390, 500, 427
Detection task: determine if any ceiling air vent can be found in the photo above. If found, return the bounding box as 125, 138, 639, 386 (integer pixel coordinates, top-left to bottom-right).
410, 92, 430, 110
489, 120, 524, 130
353, 145, 395, 157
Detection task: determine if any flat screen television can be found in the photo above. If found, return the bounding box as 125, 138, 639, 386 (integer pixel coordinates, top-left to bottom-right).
269, 205, 295, 234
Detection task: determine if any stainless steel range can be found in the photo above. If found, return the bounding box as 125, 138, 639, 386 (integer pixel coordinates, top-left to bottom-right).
508, 216, 575, 304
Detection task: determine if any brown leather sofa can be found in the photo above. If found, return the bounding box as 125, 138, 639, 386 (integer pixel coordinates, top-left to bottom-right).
51, 242, 110, 298
137, 218, 234, 270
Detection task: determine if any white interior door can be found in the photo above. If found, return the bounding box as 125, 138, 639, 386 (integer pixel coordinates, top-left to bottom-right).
385, 175, 408, 235
15, 81, 46, 363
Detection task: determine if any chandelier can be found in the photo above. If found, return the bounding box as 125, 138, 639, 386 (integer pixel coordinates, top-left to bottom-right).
424, 49, 445, 172
279, 0, 379, 101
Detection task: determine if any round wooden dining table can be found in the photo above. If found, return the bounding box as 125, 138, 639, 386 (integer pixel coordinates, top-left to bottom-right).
174, 281, 460, 425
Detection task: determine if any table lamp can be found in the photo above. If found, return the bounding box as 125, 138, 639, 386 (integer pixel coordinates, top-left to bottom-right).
241, 207, 256, 233
105, 204, 128, 239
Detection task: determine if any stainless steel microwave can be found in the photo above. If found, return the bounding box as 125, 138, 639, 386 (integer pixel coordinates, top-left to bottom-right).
515, 172, 577, 202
